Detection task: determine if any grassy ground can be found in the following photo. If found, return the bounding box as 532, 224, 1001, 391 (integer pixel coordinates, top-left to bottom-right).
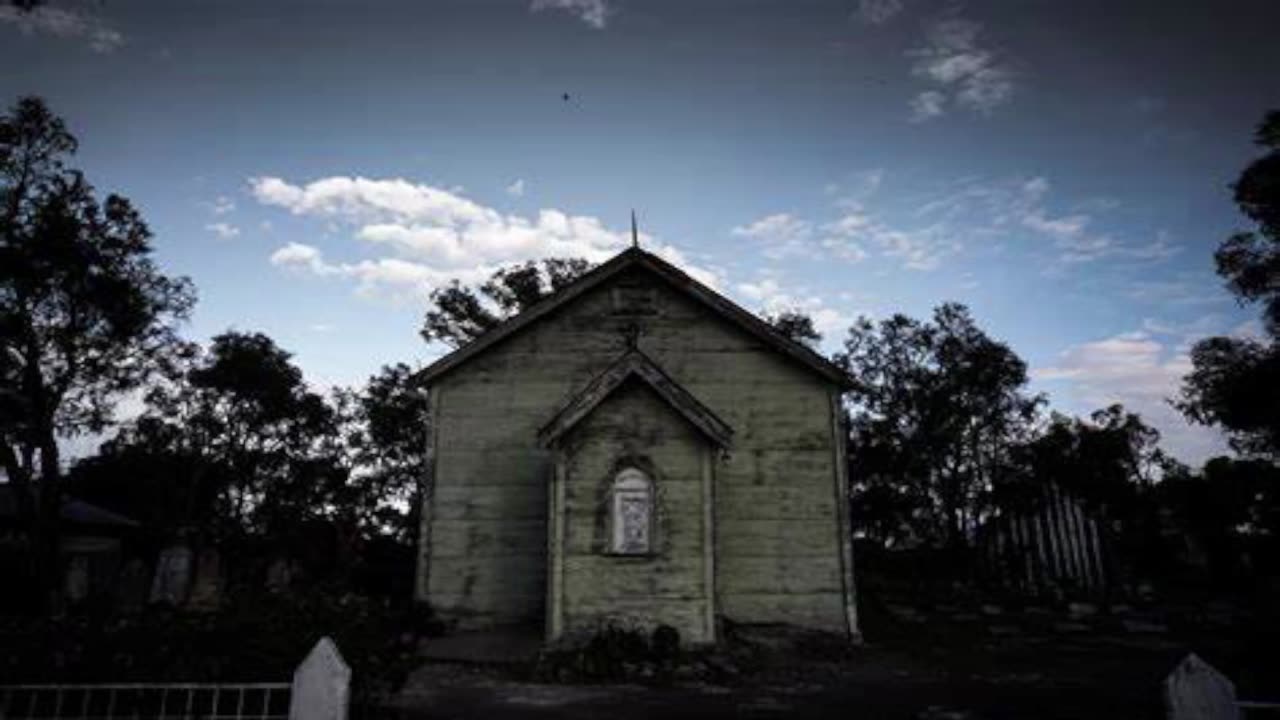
3, 590, 1276, 719
389, 601, 1280, 720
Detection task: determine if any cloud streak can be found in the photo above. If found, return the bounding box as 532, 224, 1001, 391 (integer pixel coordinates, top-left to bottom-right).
0, 3, 123, 53
908, 17, 1014, 121
530, 0, 610, 29
855, 0, 905, 25
205, 222, 241, 239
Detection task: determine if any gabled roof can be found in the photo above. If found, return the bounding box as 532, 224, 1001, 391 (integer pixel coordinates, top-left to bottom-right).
0, 487, 139, 529
538, 349, 733, 450
414, 247, 854, 389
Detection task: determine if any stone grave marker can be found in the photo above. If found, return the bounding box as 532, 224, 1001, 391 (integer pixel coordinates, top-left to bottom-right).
290, 637, 350, 720
64, 555, 90, 603
187, 547, 223, 611
149, 544, 192, 605
115, 558, 148, 613
1164, 653, 1239, 720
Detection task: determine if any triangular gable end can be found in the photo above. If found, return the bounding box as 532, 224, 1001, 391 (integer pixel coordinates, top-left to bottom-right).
538, 349, 733, 450
413, 247, 855, 390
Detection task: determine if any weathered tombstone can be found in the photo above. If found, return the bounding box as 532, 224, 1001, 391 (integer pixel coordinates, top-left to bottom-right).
115, 558, 148, 613
149, 544, 193, 605
187, 547, 223, 611
266, 556, 294, 594
290, 637, 350, 720
1164, 653, 1239, 720
64, 555, 90, 603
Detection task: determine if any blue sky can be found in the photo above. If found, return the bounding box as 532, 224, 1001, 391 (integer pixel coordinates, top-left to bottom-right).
4, 0, 1278, 465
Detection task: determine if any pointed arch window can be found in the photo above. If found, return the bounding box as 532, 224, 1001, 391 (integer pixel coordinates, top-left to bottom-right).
610, 468, 654, 555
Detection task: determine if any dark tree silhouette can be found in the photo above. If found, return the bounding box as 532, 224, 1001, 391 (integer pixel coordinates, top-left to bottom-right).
0, 96, 195, 603
113, 332, 337, 540
765, 310, 822, 347
837, 303, 1042, 549
420, 258, 593, 348
1011, 405, 1163, 519
1178, 110, 1280, 458
335, 362, 429, 542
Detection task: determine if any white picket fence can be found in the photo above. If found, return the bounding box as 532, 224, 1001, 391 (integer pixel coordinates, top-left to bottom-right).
0, 637, 349, 720
1165, 653, 1280, 720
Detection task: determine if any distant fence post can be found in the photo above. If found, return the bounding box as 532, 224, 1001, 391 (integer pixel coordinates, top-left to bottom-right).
1164, 653, 1239, 720
289, 637, 350, 720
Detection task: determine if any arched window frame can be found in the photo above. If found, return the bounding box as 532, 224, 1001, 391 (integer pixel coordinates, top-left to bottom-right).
609, 467, 654, 555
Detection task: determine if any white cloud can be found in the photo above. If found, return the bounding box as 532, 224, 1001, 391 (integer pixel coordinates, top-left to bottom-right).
735, 277, 851, 340
909, 91, 946, 122
205, 222, 241, 239
827, 169, 885, 211
917, 175, 1177, 266
855, 0, 904, 25
207, 196, 236, 215
1127, 278, 1228, 307
252, 176, 626, 266
821, 210, 956, 270
1034, 331, 1230, 466
530, 0, 609, 29
0, 3, 123, 52
255, 175, 719, 299
506, 178, 526, 197
731, 213, 816, 259
270, 242, 493, 301
908, 18, 1014, 121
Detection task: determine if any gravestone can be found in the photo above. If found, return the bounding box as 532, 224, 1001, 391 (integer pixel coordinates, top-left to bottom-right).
1164, 653, 1239, 720
290, 637, 350, 720
149, 545, 193, 605
115, 558, 148, 613
267, 556, 295, 594
64, 555, 90, 603
187, 547, 223, 611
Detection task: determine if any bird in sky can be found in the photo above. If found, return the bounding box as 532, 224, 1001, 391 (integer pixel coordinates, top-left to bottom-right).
562, 92, 571, 102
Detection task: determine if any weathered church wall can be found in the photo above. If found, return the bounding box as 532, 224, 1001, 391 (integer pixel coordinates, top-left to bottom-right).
421, 265, 848, 634
554, 380, 714, 644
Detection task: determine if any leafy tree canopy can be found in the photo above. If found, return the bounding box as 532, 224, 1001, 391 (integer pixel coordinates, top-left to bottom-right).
110, 332, 337, 540
837, 303, 1042, 548
765, 310, 822, 347
1178, 109, 1280, 458
1, 96, 194, 604
420, 258, 592, 348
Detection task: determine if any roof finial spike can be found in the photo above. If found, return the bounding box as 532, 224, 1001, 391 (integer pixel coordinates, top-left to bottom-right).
630, 209, 639, 249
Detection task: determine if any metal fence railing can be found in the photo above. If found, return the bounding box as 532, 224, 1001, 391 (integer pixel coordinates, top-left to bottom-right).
0, 682, 292, 719
0, 636, 349, 720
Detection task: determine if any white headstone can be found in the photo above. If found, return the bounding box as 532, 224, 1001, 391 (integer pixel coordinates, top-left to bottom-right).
149, 545, 192, 605
186, 547, 222, 611
290, 637, 350, 720
116, 558, 148, 613
64, 555, 90, 602
267, 556, 294, 594
1164, 653, 1239, 720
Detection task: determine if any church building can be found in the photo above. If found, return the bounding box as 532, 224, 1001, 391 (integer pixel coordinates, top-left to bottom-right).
413, 246, 859, 645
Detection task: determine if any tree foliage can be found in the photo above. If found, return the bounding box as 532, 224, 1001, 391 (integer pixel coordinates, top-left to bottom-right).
109, 332, 339, 540
420, 258, 593, 348
0, 96, 194, 601
1178, 109, 1280, 458
335, 363, 429, 541
765, 310, 822, 347
837, 303, 1042, 548
1007, 406, 1163, 524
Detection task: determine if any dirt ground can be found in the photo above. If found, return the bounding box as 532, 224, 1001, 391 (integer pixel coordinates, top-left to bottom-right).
386, 610, 1280, 720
